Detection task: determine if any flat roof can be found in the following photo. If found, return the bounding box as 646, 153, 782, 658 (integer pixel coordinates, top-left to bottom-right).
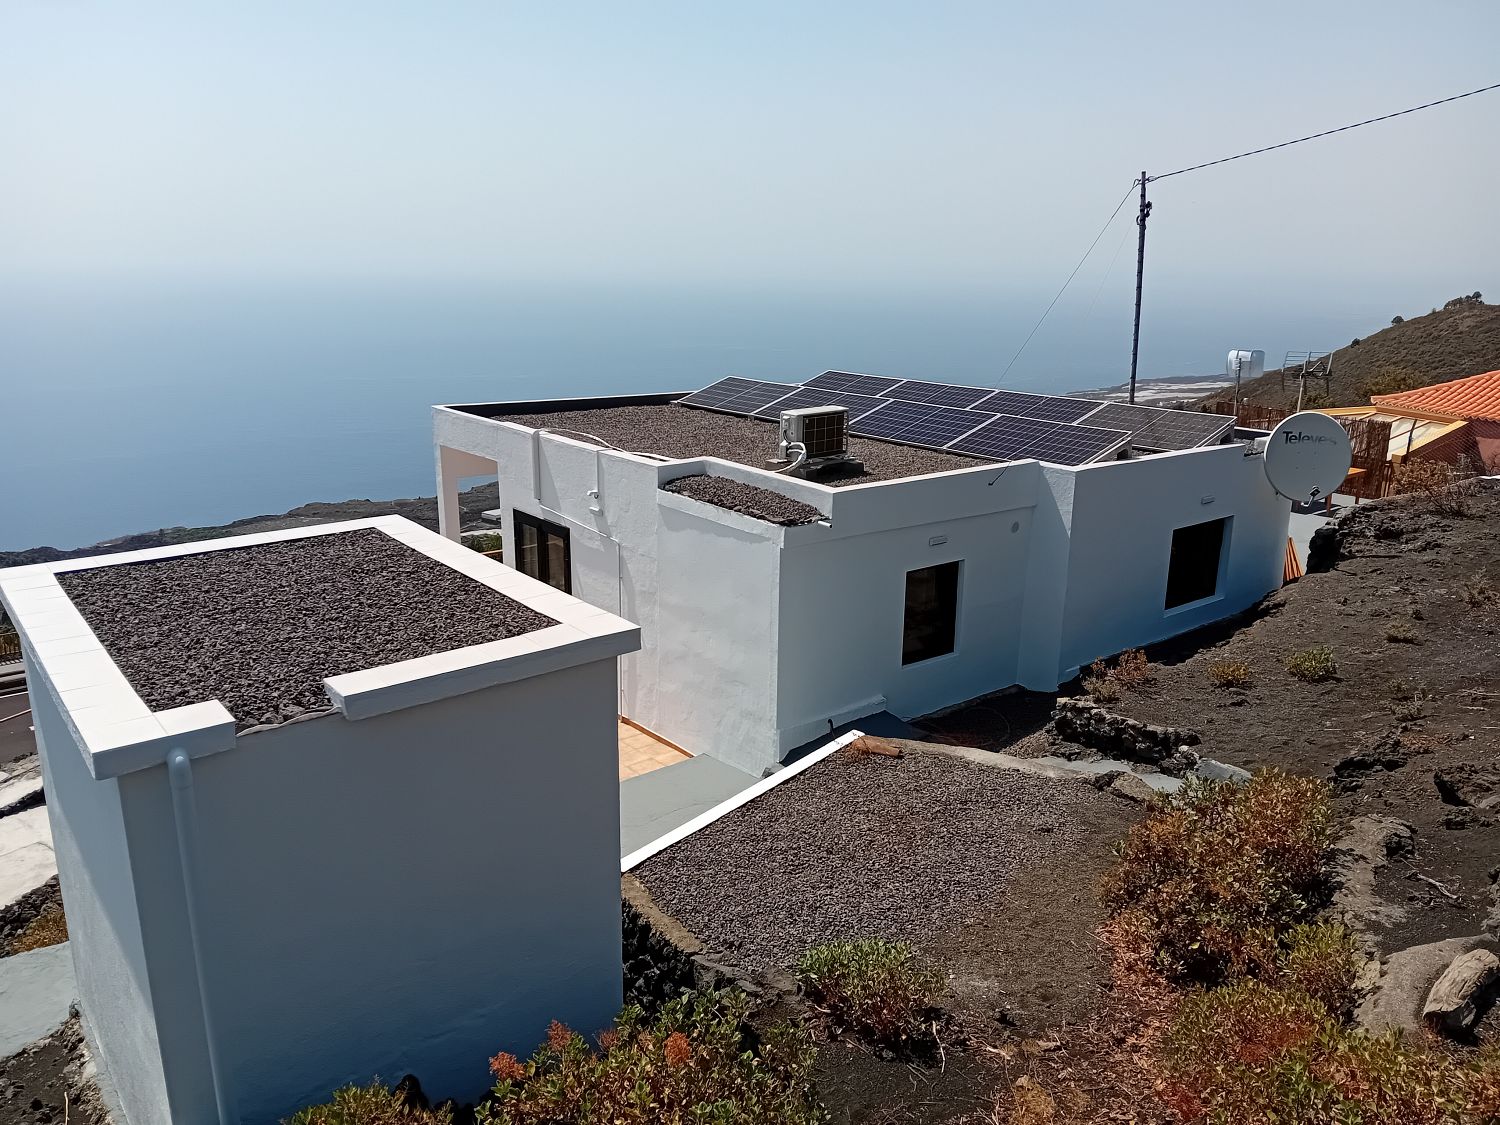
471, 401, 990, 484
57, 527, 555, 731
0, 516, 640, 778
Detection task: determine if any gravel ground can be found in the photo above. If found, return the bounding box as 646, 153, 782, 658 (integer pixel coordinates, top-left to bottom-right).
662, 474, 824, 525
634, 746, 1122, 971
59, 528, 555, 730
502, 404, 990, 485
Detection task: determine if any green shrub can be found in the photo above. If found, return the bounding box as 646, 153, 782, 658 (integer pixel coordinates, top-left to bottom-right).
464, 531, 505, 555
1100, 771, 1335, 983
1286, 646, 1338, 683
1206, 659, 1252, 689
284, 1080, 452, 1125
479, 989, 825, 1125
796, 938, 943, 1048
1276, 923, 1361, 1019
1161, 979, 1500, 1124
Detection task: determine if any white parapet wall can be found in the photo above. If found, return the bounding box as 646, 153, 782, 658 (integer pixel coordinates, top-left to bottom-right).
0, 516, 641, 1125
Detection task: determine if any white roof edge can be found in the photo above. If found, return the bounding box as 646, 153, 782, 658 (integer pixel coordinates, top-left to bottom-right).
2, 515, 642, 777
620, 729, 864, 872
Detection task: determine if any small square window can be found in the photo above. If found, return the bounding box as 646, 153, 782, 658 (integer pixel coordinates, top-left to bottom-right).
903, 561, 960, 665
1165, 518, 1227, 610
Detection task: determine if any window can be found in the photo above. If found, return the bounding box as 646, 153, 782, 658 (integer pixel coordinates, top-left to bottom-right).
513, 510, 572, 593
1164, 517, 1227, 610
902, 561, 960, 665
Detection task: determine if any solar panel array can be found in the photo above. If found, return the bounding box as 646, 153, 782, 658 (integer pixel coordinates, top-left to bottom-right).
675, 370, 1233, 466
850, 401, 995, 447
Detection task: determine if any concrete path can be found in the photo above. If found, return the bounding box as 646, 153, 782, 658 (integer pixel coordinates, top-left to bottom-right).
0, 771, 55, 911
0, 942, 76, 1057
620, 754, 757, 858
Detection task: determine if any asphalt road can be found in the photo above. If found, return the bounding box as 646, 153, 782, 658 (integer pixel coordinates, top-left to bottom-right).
0, 690, 36, 768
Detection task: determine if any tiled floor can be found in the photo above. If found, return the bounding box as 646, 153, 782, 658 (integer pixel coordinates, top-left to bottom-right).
618, 720, 690, 780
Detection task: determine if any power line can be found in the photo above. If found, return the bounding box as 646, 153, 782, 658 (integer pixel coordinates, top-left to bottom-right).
998, 181, 1135, 384
1149, 80, 1500, 182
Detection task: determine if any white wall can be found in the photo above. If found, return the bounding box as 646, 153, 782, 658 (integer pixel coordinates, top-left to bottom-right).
654, 497, 781, 773
775, 480, 1037, 746
438, 406, 1290, 776
113, 660, 625, 1125
1047, 444, 1288, 679
32, 649, 623, 1125
26, 653, 192, 1125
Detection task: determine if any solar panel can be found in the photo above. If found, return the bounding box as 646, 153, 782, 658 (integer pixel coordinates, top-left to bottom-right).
946, 414, 1128, 464
750, 387, 890, 422
880, 380, 997, 410
1075, 402, 1233, 451
945, 415, 1069, 460
971, 389, 1104, 423
1021, 422, 1132, 466
851, 401, 992, 447
804, 370, 906, 397
677, 377, 800, 416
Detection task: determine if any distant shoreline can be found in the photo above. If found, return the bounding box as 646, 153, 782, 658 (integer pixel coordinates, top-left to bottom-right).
1, 375, 1232, 567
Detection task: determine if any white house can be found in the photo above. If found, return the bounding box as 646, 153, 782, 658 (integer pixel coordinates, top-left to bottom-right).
433, 377, 1290, 776
0, 516, 639, 1125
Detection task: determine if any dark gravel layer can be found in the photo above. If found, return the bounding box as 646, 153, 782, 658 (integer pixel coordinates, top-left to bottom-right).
503, 404, 990, 485
59, 528, 555, 731
634, 747, 1119, 971
662, 474, 824, 525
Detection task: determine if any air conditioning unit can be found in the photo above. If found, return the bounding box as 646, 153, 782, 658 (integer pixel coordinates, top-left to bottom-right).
780, 405, 849, 461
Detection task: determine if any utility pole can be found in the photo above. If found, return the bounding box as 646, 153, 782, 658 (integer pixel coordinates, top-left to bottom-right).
1127, 172, 1152, 405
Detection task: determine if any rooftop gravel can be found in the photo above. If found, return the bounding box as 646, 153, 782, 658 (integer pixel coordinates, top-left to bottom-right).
57, 528, 556, 731
633, 746, 1123, 971
661, 474, 824, 526
498, 403, 990, 484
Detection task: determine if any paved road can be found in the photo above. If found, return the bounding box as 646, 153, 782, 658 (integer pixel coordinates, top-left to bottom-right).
0, 690, 35, 769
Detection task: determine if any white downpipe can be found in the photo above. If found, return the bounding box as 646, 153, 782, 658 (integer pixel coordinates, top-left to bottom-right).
167, 749, 235, 1125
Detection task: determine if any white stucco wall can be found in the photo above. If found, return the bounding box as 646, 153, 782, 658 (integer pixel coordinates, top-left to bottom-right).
775, 469, 1038, 746
1047, 443, 1288, 679
26, 656, 188, 1123
3, 516, 640, 1125
104, 660, 624, 1124
436, 405, 1291, 775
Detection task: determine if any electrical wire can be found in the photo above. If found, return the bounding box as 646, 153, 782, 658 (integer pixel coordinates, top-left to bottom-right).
997, 181, 1136, 384
1149, 80, 1500, 182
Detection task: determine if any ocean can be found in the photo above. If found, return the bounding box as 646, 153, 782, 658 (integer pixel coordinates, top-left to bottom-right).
0, 277, 1359, 551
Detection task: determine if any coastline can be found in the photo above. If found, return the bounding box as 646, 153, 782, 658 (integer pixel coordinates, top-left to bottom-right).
1, 375, 1232, 569
0, 483, 499, 570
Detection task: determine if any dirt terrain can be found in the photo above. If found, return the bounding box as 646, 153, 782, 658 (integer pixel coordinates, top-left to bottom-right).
1093, 486, 1500, 953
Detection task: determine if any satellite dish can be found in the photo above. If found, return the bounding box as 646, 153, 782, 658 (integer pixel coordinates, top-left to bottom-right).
1264, 412, 1353, 502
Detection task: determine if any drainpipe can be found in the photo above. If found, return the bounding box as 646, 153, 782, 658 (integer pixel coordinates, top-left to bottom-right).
167, 749, 235, 1125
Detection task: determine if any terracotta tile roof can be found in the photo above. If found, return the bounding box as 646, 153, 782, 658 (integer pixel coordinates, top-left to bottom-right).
1372, 370, 1500, 421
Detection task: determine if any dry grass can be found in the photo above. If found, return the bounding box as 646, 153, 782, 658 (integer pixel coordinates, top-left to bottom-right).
1083, 649, 1154, 703
1385, 621, 1422, 644
1464, 572, 1496, 608
6, 902, 67, 956
1206, 658, 1252, 689
1286, 646, 1338, 683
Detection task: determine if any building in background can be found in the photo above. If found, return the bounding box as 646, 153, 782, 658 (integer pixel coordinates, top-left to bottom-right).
434, 374, 1291, 775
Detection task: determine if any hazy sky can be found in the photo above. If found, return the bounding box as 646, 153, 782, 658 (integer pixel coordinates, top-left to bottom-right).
4, 1, 1498, 301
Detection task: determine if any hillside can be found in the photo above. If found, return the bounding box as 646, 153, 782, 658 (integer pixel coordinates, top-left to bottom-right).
1223, 293, 1500, 408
